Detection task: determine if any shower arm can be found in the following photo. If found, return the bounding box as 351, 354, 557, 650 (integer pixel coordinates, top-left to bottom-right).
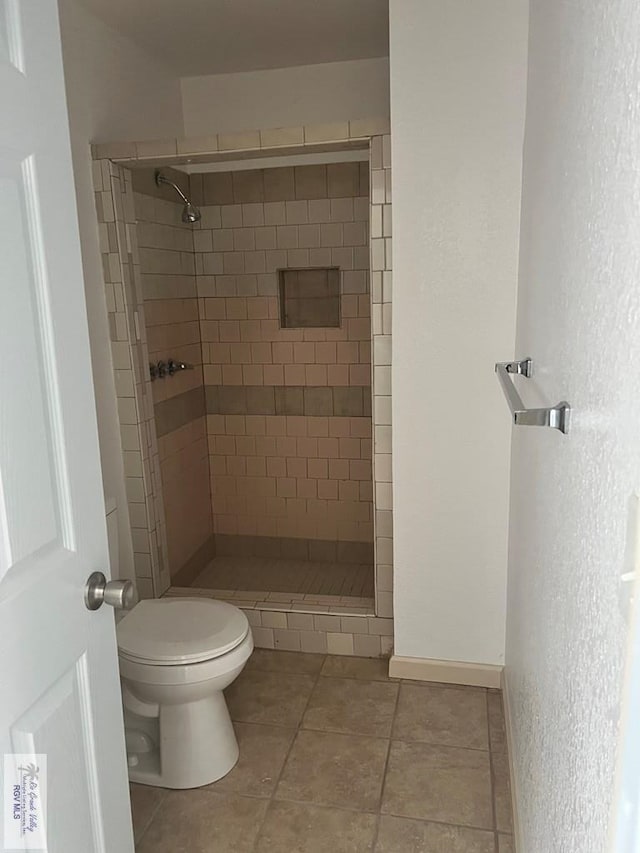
155, 171, 190, 206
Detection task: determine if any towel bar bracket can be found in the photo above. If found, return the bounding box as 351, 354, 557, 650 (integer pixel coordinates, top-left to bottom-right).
504, 357, 532, 378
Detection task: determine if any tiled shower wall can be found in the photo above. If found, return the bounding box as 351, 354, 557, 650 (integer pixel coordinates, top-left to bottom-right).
132, 170, 214, 584
94, 119, 393, 644
189, 163, 374, 562
92, 160, 170, 598
369, 135, 393, 617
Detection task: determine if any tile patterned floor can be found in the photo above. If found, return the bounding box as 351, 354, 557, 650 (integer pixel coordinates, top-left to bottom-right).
191, 555, 375, 598
131, 650, 514, 852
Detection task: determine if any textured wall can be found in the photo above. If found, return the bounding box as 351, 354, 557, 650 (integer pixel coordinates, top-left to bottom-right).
505, 1, 640, 850
389, 0, 528, 665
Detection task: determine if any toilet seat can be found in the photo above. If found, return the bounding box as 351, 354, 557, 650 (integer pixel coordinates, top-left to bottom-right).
117, 597, 249, 666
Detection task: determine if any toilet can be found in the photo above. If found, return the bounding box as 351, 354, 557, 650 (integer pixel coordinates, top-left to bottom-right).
104, 501, 253, 788
116, 596, 253, 789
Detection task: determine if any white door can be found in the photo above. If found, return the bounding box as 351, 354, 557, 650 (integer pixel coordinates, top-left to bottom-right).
0, 2, 134, 851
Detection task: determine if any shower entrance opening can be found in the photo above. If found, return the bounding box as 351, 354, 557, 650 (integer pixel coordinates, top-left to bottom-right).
127, 149, 375, 609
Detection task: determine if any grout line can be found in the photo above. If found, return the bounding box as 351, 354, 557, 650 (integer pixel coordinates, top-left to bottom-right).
382, 736, 491, 753
132, 786, 168, 848
372, 807, 499, 835
249, 652, 326, 852
371, 813, 381, 852
249, 791, 377, 817
248, 790, 501, 833
370, 677, 402, 850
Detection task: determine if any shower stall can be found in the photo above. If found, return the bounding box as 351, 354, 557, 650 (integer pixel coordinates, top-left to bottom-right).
123, 157, 375, 604
93, 122, 393, 655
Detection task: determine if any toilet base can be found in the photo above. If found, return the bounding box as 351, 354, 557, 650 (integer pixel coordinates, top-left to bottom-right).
125, 691, 240, 789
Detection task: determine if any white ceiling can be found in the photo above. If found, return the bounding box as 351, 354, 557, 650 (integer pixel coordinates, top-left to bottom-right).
76, 0, 389, 77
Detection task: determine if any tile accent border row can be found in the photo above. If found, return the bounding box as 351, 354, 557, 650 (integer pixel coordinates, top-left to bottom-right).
153, 384, 372, 438
215, 533, 373, 565
205, 384, 371, 417
155, 386, 206, 437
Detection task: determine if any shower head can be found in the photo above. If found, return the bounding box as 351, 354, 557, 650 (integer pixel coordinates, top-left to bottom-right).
181, 202, 201, 224
155, 170, 201, 223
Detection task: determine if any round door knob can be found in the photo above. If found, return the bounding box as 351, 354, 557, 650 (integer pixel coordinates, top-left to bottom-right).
85, 571, 137, 611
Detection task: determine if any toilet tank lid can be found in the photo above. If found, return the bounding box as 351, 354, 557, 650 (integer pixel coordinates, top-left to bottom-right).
116, 598, 249, 665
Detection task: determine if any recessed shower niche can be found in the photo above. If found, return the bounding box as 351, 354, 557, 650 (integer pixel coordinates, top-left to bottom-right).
279, 267, 341, 328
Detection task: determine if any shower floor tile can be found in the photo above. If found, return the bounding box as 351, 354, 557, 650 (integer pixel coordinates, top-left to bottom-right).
190, 555, 375, 598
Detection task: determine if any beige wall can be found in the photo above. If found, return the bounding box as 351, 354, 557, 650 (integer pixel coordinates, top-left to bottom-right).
59, 0, 183, 144
389, 0, 528, 664
59, 0, 183, 579
181, 58, 389, 137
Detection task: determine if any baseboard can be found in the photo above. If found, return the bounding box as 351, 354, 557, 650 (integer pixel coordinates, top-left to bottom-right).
501, 669, 523, 852
388, 655, 503, 688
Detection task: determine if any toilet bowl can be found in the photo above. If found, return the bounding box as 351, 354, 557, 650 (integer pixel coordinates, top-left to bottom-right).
116, 596, 253, 789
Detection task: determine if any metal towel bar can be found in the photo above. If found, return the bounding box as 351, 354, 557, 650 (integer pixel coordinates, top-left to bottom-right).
495, 358, 570, 434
